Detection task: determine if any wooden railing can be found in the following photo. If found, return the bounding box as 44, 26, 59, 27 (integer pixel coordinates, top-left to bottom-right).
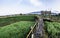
26, 22, 38, 38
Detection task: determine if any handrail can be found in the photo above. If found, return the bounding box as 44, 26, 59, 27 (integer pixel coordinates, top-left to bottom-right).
26, 22, 37, 38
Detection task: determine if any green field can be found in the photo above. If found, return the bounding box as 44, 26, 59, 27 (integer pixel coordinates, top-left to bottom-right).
0, 15, 35, 26
44, 21, 60, 38
0, 21, 35, 38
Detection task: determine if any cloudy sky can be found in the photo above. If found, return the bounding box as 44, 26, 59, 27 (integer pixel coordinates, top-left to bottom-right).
0, 0, 60, 15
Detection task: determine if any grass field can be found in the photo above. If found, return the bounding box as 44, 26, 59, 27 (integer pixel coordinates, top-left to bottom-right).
0, 21, 35, 38
44, 21, 60, 38
0, 15, 35, 26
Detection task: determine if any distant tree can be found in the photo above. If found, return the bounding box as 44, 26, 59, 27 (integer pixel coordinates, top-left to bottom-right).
20, 13, 22, 15
58, 13, 60, 16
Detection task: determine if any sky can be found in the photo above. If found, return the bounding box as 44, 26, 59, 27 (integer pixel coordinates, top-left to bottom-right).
0, 0, 60, 16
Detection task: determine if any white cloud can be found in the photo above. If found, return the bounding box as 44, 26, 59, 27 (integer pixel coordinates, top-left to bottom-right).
0, 0, 60, 16
0, 5, 40, 16
46, 0, 60, 13
30, 0, 43, 7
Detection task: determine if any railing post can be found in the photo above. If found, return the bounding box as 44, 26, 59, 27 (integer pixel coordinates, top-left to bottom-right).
31, 34, 34, 38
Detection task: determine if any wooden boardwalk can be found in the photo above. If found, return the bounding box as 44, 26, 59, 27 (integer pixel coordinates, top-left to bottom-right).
26, 17, 45, 38
33, 18, 44, 38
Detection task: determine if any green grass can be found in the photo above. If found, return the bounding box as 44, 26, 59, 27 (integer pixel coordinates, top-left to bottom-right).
0, 15, 35, 26
0, 21, 35, 38
44, 21, 60, 38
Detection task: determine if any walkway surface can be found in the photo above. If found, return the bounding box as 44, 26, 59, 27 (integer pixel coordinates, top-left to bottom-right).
33, 18, 44, 38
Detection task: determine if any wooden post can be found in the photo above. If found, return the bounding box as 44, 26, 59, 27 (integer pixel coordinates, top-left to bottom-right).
31, 34, 34, 38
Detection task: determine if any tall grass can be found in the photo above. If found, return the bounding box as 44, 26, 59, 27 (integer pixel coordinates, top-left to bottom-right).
44, 21, 60, 38
0, 15, 35, 26
0, 21, 35, 38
